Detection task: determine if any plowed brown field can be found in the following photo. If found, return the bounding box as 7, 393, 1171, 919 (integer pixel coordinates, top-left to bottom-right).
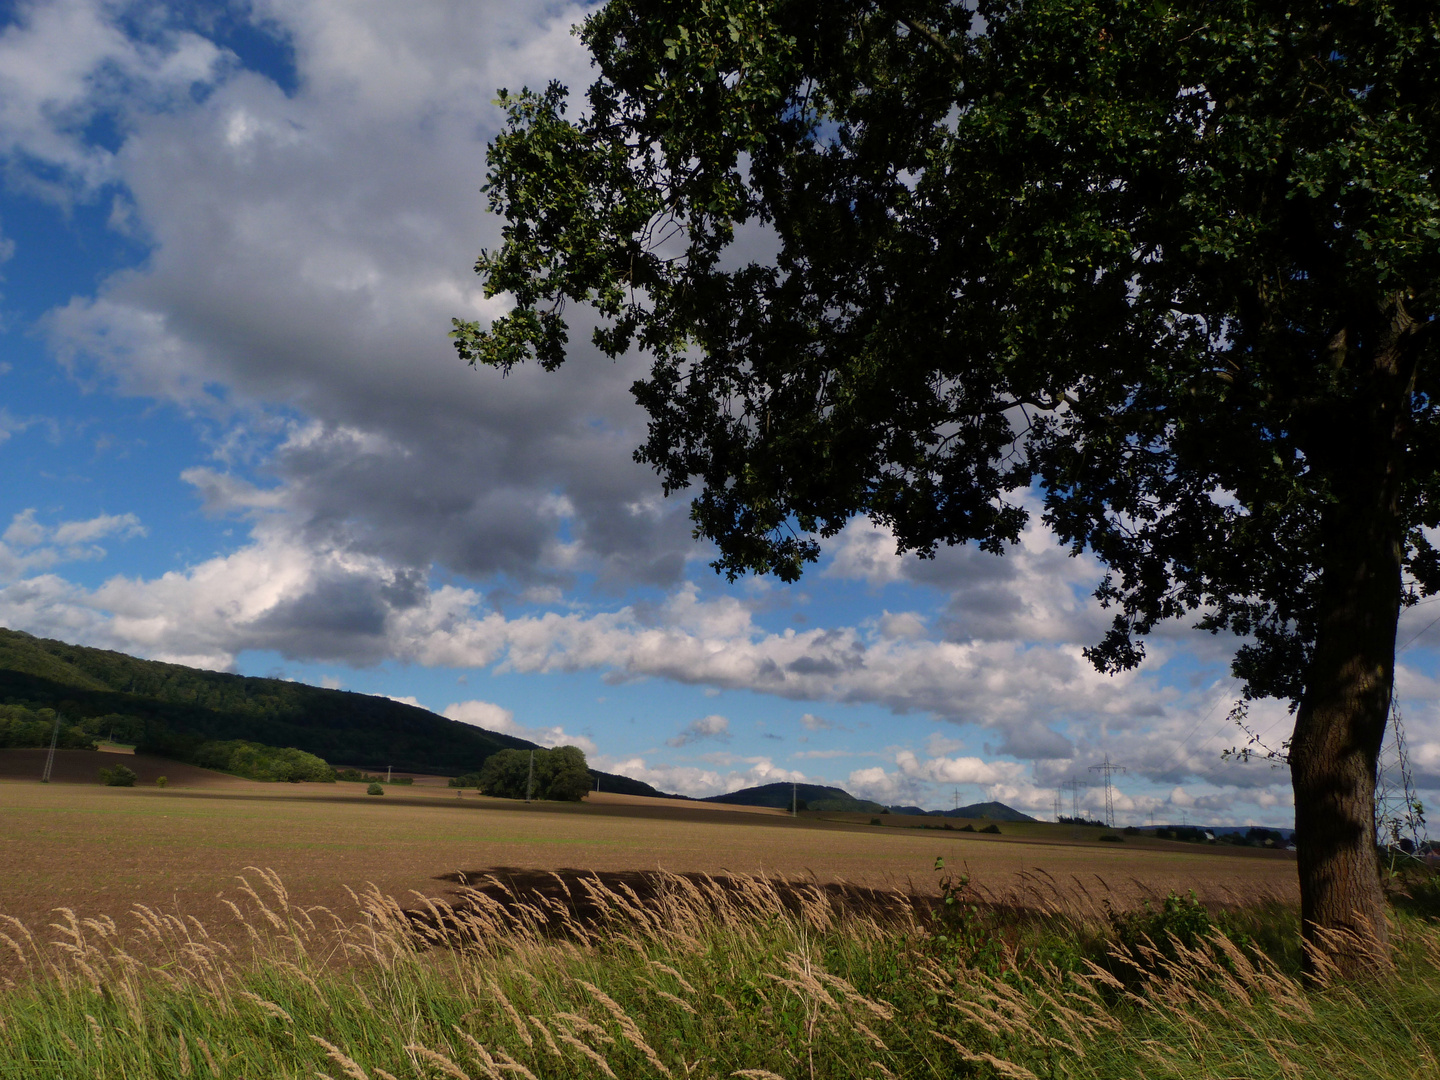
1, 750, 1298, 939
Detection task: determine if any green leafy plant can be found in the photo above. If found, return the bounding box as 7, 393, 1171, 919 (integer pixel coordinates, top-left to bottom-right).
926, 857, 1006, 973
366, 782, 384, 796
98, 765, 137, 787
155, 776, 167, 788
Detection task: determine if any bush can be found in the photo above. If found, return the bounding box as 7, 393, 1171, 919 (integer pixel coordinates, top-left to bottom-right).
478, 746, 591, 801
98, 765, 137, 787
366, 782, 384, 796
869, 817, 882, 826
959, 823, 976, 832
155, 776, 168, 788
1100, 833, 1124, 842
980, 823, 1001, 834
194, 740, 335, 783
448, 772, 484, 788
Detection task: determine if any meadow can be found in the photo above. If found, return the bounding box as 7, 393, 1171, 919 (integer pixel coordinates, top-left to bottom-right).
4, 751, 1434, 1079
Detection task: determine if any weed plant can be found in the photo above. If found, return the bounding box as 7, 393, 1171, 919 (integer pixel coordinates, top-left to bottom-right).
0, 864, 1437, 1079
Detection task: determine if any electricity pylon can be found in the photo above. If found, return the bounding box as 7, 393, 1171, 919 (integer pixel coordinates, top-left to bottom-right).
1059, 777, 1088, 821
40, 711, 61, 784
1376, 698, 1426, 854
1089, 755, 1127, 829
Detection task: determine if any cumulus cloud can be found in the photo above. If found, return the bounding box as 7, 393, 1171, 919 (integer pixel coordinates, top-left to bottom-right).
667, 714, 730, 747
443, 698, 597, 755
30, 0, 700, 596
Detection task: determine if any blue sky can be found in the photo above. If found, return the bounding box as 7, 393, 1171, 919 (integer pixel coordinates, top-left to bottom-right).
2, 0, 1436, 825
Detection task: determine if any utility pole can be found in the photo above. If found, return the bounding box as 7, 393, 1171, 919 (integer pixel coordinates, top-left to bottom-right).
386, 765, 392, 784
525, 750, 535, 803
1059, 777, 1088, 822
1089, 755, 1126, 829
953, 787, 960, 811
1053, 792, 1062, 823
41, 711, 61, 784
792, 781, 797, 817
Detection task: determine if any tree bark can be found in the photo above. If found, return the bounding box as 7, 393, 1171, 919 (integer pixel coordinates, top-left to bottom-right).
1289, 303, 1420, 978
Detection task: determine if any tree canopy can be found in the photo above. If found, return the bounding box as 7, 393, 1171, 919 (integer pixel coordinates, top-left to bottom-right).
456, 0, 1439, 972
479, 746, 593, 801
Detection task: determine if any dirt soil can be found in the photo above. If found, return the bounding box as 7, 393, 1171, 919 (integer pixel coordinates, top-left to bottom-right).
1, 753, 1300, 949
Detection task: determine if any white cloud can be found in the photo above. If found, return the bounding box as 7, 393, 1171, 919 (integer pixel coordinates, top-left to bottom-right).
0, 0, 228, 201
443, 698, 597, 755
0, 508, 145, 579
667, 713, 730, 747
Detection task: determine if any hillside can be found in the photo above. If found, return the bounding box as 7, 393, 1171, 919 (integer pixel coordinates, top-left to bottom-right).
0, 627, 667, 795
935, 801, 1039, 823
704, 782, 1037, 821
704, 782, 872, 811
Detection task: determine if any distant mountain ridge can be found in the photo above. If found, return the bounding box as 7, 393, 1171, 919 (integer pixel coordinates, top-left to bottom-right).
0, 627, 668, 796
703, 782, 1036, 821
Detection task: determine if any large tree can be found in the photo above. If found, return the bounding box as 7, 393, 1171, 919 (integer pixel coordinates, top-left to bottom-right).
454, 0, 1440, 972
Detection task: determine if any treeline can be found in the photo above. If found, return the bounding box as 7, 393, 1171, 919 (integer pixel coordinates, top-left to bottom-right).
0, 703, 144, 751
448, 747, 591, 802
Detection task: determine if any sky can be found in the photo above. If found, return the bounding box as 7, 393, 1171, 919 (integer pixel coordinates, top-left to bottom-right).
1, 0, 1437, 828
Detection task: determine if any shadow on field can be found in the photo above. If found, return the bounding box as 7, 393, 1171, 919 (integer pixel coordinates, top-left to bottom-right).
421, 866, 924, 940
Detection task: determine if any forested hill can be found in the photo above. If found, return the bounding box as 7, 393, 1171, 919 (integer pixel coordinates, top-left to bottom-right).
0, 627, 665, 794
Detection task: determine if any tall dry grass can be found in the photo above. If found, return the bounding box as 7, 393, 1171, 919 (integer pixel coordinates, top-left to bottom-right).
0, 864, 1436, 1079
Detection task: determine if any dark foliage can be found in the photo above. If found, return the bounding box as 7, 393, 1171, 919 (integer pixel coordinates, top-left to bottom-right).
478, 746, 592, 802
98, 764, 137, 787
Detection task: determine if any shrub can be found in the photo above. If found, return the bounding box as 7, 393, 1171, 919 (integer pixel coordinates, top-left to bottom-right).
99, 765, 137, 787
959, 823, 976, 832
1123, 826, 1141, 835
1100, 833, 1124, 842
155, 776, 168, 788
980, 823, 1001, 834
366, 782, 384, 796
448, 772, 484, 788
869, 817, 882, 826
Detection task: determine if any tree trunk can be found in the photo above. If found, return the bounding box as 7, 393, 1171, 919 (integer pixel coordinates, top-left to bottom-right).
1290, 306, 1419, 978
1289, 535, 1397, 977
